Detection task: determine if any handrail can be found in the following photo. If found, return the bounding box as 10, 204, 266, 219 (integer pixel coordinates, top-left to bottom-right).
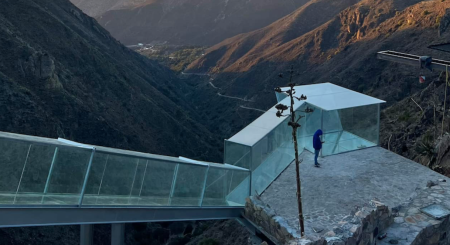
377, 50, 450, 71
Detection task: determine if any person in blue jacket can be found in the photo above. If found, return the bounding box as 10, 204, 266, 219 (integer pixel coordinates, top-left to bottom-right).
313, 129, 324, 167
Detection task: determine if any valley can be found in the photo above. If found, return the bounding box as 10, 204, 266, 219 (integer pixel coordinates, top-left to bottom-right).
4, 0, 450, 244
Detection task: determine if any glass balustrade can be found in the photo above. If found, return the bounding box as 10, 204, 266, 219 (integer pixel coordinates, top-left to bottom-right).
0, 132, 250, 207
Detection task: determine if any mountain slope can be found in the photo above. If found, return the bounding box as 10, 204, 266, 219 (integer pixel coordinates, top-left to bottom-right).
0, 0, 221, 161
185, 0, 450, 161
92, 0, 310, 46
69, 0, 149, 17
188, 0, 362, 73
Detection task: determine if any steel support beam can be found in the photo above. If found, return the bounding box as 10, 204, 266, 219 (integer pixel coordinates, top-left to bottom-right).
111, 223, 125, 245
80, 224, 93, 245
0, 207, 243, 228
377, 51, 450, 71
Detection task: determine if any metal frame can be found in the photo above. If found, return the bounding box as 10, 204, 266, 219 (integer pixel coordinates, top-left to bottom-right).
0, 131, 250, 210
111, 223, 125, 245
80, 224, 93, 245
42, 147, 59, 203
0, 206, 244, 228
377, 50, 450, 71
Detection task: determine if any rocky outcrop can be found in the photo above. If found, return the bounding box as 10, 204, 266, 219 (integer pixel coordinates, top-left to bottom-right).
244, 196, 298, 244
439, 8, 450, 37
436, 134, 450, 168
245, 196, 393, 245
19, 52, 62, 89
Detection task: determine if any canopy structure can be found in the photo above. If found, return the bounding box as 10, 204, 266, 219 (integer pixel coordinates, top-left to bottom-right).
225, 83, 385, 195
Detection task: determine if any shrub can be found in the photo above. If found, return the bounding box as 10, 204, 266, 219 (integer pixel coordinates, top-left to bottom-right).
399, 111, 411, 122
422, 10, 430, 16
199, 238, 220, 245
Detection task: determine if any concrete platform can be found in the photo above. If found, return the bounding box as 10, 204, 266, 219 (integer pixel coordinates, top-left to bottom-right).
260, 147, 449, 236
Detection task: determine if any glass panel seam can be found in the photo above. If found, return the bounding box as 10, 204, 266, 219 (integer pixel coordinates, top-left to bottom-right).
199, 166, 210, 206
137, 160, 149, 198
13, 144, 32, 204
79, 148, 96, 207
42, 147, 59, 203
228, 172, 234, 194
96, 154, 109, 204
206, 172, 228, 189
168, 164, 179, 205
128, 159, 140, 204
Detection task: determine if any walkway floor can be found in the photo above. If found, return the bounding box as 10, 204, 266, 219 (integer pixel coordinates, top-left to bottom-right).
260, 147, 449, 237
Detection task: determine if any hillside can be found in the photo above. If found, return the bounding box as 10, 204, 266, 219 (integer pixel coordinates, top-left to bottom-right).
185, 0, 450, 168
188, 0, 362, 73
69, 0, 149, 17
91, 0, 310, 46
0, 0, 222, 161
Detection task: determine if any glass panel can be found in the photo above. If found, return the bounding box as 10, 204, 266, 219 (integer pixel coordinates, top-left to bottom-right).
128, 159, 148, 203
351, 104, 379, 144
14, 144, 57, 204
82, 153, 109, 203
296, 104, 308, 150
139, 159, 176, 205
0, 139, 30, 204
322, 109, 344, 156
304, 104, 322, 153
202, 167, 230, 206
319, 104, 379, 155
45, 147, 92, 205
251, 115, 296, 195
226, 170, 250, 206
171, 164, 208, 206
82, 153, 142, 205
95, 154, 137, 205
224, 141, 251, 169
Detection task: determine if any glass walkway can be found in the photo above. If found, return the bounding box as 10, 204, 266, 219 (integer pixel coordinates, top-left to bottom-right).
0, 131, 250, 208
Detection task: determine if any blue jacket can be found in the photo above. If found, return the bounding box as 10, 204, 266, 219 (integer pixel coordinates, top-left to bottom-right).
313, 129, 323, 150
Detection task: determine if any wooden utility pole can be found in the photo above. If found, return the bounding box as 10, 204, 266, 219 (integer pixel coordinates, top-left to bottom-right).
274, 66, 312, 236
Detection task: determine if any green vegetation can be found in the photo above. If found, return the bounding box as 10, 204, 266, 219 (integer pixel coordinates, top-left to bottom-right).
138, 45, 206, 72
416, 132, 435, 166
399, 111, 412, 122
198, 238, 220, 245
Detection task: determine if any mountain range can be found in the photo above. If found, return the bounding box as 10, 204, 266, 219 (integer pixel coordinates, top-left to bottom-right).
72, 0, 311, 46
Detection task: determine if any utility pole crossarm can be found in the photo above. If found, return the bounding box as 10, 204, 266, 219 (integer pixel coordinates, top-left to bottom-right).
377, 51, 450, 72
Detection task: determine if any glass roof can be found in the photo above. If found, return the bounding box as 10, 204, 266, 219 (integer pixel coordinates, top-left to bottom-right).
284, 83, 385, 111
227, 83, 384, 146
228, 98, 306, 146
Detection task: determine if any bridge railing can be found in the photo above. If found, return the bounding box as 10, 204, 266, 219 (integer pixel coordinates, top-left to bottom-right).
0, 132, 250, 208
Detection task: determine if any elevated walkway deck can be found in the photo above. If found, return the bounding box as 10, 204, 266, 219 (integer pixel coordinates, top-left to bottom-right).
0, 131, 250, 230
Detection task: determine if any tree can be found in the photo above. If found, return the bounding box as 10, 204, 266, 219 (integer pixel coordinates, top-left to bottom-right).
274, 66, 313, 236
